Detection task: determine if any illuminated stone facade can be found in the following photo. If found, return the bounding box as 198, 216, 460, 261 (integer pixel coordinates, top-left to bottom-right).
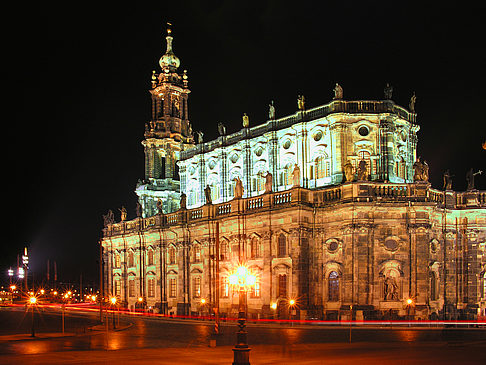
101, 29, 486, 320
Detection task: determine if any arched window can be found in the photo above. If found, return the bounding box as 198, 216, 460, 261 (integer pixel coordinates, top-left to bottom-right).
278, 234, 287, 257
147, 249, 154, 266
328, 271, 340, 302
396, 157, 406, 179
128, 251, 134, 267
128, 279, 135, 297
221, 276, 229, 298
358, 150, 372, 174
169, 247, 176, 265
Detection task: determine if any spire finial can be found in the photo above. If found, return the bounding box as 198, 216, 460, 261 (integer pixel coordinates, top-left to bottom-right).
167, 22, 172, 35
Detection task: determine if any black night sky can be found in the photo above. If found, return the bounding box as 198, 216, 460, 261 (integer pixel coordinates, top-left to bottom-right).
4, 3, 485, 285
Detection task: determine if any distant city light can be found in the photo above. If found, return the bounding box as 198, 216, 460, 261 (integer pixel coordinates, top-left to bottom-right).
18, 267, 25, 279
7, 268, 14, 277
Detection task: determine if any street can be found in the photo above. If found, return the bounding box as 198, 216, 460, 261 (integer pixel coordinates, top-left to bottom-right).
0, 306, 485, 364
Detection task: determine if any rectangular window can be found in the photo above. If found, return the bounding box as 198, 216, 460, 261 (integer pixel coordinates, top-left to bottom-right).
129, 280, 135, 297
221, 277, 229, 298
278, 274, 287, 298
115, 280, 121, 296
193, 277, 201, 298
148, 278, 155, 298
250, 280, 261, 298
169, 278, 177, 298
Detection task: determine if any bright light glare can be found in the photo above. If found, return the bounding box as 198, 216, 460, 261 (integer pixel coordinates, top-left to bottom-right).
29, 296, 37, 304
201, 298, 206, 304
110, 297, 117, 305
229, 274, 238, 285
289, 299, 295, 306
271, 302, 277, 310
407, 298, 413, 305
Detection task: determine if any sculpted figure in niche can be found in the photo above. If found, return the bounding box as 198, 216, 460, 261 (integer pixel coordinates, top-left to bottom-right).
292, 164, 301, 187
180, 193, 187, 210
119, 206, 127, 222
384, 276, 399, 301
264, 172, 273, 193
356, 160, 368, 181
233, 176, 244, 199
156, 199, 163, 214
344, 161, 354, 182
333, 83, 343, 99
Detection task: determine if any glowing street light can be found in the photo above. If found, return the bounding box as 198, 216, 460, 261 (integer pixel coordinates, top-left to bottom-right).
29, 295, 37, 337
229, 265, 257, 365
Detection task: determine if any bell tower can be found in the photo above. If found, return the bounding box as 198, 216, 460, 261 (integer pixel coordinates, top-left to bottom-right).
136, 24, 194, 217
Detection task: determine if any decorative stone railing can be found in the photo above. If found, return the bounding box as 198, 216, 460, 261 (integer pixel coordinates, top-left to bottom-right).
103, 183, 485, 237
181, 100, 415, 160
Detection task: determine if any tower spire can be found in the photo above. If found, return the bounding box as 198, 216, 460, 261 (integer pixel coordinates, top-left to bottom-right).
159, 22, 180, 72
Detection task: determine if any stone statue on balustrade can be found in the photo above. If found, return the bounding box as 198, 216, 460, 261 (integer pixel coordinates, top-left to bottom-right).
384, 83, 393, 100
297, 95, 305, 110
292, 164, 301, 187
180, 193, 187, 210
233, 177, 244, 199
413, 157, 429, 182
242, 113, 249, 128
443, 170, 453, 190
357, 160, 369, 181
344, 161, 354, 182
268, 100, 275, 120
196, 131, 204, 144
119, 206, 127, 222
409, 92, 417, 113
466, 168, 483, 191
217, 122, 226, 136
333, 83, 343, 100
264, 172, 273, 193
204, 185, 212, 204
102, 210, 114, 227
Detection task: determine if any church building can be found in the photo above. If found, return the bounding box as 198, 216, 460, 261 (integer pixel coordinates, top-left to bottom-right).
101, 27, 486, 321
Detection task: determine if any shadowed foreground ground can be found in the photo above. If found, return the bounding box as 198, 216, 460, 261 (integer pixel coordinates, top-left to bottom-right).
1, 340, 485, 364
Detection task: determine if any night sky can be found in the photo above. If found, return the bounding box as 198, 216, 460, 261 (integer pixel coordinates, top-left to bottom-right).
4, 3, 485, 285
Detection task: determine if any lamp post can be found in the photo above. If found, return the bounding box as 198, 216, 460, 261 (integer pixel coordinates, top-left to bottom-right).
110, 297, 117, 329
29, 296, 37, 337
229, 265, 256, 365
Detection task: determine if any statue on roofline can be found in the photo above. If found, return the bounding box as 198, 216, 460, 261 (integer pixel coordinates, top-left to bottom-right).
217, 122, 226, 136
204, 185, 212, 204
233, 176, 244, 199
409, 92, 417, 113
384, 83, 393, 100
292, 164, 301, 187
119, 206, 127, 222
242, 113, 249, 128
443, 170, 453, 190
264, 172, 273, 193
103, 210, 114, 227
413, 157, 429, 182
297, 95, 305, 110
466, 168, 483, 191
333, 83, 343, 100
357, 160, 368, 181
180, 193, 187, 210
268, 100, 275, 120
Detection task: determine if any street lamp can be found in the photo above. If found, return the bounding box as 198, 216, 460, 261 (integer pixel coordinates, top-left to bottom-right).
229, 265, 256, 365
110, 297, 117, 329
29, 296, 37, 337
